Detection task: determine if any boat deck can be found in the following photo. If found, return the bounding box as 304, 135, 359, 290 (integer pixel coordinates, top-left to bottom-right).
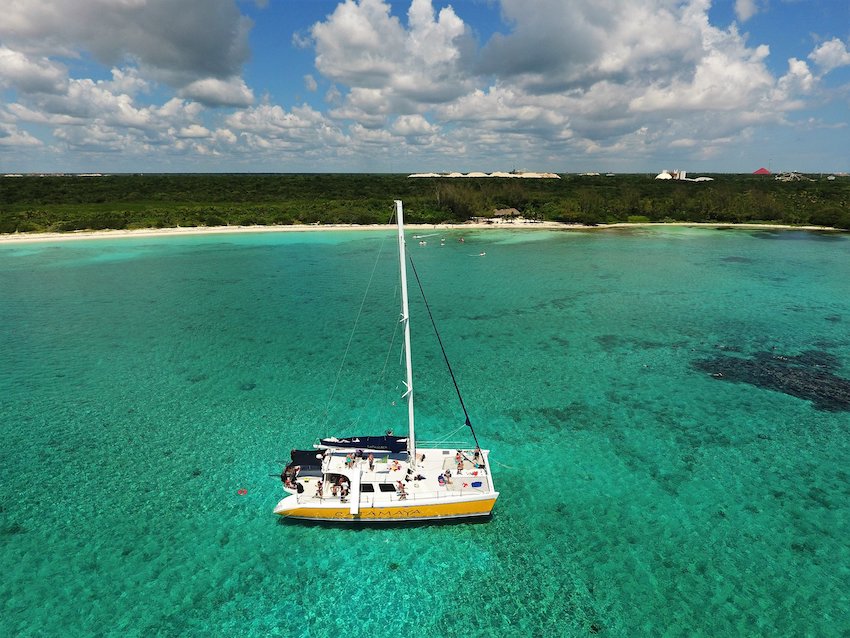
294, 447, 492, 505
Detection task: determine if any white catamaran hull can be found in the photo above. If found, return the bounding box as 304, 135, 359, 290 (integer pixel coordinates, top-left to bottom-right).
274, 493, 498, 522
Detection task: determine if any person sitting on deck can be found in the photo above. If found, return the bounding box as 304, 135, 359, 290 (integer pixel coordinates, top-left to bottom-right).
444, 469, 453, 485
391, 460, 401, 471
282, 465, 301, 489
437, 473, 446, 487
396, 481, 407, 500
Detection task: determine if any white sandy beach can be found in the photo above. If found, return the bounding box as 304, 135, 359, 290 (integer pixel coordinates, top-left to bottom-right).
0, 220, 562, 244
0, 220, 841, 244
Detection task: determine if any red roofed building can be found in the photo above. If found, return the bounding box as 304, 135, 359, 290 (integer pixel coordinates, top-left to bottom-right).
753, 167, 771, 175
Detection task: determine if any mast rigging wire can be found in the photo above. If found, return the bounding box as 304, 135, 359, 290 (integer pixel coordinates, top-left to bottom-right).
406, 254, 483, 452
316, 211, 394, 437
352, 288, 401, 429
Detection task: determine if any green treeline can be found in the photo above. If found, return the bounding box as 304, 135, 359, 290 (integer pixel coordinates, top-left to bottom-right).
1, 173, 849, 233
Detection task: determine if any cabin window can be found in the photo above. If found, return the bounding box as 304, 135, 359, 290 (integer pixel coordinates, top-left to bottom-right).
361, 484, 375, 493
378, 484, 396, 493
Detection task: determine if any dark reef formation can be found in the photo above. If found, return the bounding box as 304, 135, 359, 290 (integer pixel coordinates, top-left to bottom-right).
693, 350, 850, 412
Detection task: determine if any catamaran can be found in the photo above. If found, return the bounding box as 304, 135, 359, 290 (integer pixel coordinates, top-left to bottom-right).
274, 200, 499, 522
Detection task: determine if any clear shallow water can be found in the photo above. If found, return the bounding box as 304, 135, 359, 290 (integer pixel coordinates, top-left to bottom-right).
1, 227, 849, 637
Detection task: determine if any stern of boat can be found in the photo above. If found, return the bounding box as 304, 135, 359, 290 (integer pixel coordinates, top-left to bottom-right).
273, 494, 301, 517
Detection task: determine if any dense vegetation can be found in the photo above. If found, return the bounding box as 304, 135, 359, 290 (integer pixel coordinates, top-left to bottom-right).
1, 172, 849, 233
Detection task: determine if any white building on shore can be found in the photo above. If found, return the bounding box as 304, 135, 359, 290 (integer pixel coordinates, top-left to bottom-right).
655, 169, 712, 182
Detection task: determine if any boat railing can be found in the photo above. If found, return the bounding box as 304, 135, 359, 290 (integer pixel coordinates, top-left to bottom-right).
417, 440, 472, 448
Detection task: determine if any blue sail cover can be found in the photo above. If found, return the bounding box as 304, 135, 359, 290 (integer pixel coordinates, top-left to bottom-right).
318, 435, 407, 453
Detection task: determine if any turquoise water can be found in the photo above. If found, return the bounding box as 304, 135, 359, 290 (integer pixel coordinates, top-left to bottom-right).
1, 226, 849, 637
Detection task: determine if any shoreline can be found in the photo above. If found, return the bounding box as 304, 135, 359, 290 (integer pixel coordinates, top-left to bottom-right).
0, 220, 843, 244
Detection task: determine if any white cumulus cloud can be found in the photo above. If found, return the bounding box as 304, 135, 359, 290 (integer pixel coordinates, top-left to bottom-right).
180, 77, 254, 108
176, 124, 211, 139
809, 38, 850, 73
0, 123, 43, 147
0, 47, 67, 94
0, 0, 253, 105
311, 0, 474, 123
735, 0, 761, 22
392, 113, 435, 137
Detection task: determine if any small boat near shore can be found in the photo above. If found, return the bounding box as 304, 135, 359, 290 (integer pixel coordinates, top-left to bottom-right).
274, 200, 499, 523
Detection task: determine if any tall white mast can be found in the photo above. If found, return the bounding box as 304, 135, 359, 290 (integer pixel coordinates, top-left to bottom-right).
395, 200, 416, 466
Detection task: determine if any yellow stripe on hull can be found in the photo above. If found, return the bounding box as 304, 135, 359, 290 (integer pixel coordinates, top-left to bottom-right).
277, 497, 497, 522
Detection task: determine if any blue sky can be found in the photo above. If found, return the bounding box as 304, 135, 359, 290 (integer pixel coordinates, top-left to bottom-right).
1, 0, 849, 173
